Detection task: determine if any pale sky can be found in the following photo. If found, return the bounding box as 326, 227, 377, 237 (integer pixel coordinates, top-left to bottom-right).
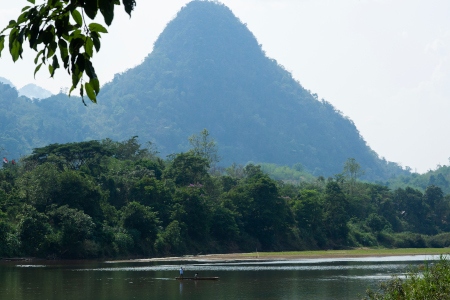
1, 0, 449, 173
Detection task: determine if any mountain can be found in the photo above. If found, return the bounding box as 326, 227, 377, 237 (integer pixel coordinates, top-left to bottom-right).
0, 1, 408, 181
0, 77, 15, 88
18, 83, 53, 99
0, 76, 53, 100
86, 1, 405, 180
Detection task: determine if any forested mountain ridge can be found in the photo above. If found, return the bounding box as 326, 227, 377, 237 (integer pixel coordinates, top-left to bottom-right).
85, 1, 406, 180
0, 1, 408, 180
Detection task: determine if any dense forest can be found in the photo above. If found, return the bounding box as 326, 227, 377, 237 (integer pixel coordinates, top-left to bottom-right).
1, 136, 450, 259
0, 0, 411, 181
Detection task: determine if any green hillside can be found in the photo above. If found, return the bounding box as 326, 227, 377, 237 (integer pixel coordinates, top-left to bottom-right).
85, 1, 407, 180
0, 1, 409, 181
387, 165, 450, 194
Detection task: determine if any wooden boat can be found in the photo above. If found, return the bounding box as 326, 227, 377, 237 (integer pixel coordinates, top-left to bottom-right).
175, 277, 219, 281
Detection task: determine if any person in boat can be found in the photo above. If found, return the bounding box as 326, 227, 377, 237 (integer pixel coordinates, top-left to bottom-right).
179, 267, 184, 278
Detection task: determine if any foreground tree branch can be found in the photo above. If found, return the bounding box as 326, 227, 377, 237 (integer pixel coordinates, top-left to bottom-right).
0, 0, 136, 105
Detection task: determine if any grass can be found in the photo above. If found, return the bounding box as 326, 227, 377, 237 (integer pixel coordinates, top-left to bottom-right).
237, 248, 450, 258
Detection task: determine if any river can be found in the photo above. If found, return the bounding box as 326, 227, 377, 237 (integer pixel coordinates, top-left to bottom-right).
0, 255, 439, 300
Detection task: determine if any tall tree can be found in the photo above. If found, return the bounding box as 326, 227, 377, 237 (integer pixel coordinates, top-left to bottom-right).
188, 129, 220, 168
323, 181, 349, 247
343, 158, 365, 196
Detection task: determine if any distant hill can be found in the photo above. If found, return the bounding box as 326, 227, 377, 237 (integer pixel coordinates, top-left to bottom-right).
0, 1, 409, 181
0, 77, 15, 88
387, 164, 450, 194
18, 83, 53, 100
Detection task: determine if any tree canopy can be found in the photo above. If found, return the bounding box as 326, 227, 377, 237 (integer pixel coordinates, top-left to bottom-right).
2, 138, 450, 259
0, 0, 137, 104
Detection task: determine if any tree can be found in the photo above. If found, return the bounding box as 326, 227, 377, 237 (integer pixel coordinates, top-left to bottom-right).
323, 181, 349, 247
343, 158, 364, 196
25, 140, 112, 171
188, 129, 220, 167
226, 173, 290, 249
293, 189, 325, 248
394, 187, 433, 234
0, 0, 137, 104
17, 205, 50, 256
164, 152, 210, 186
121, 201, 159, 243
48, 205, 96, 258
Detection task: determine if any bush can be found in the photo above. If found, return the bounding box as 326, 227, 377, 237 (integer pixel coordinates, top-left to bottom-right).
363, 255, 450, 299
392, 232, 427, 248
349, 229, 377, 247
376, 231, 396, 247
427, 233, 450, 248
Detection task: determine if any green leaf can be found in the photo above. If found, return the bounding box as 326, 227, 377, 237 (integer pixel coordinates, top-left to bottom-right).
34, 63, 42, 78
90, 77, 100, 94
122, 0, 136, 17
71, 54, 85, 87
69, 37, 84, 58
21, 6, 31, 12
50, 55, 60, 76
58, 39, 69, 68
84, 1, 98, 20
85, 37, 94, 57
48, 64, 54, 77
10, 40, 21, 62
8, 27, 19, 51
99, 0, 115, 26
0, 36, 4, 57
84, 58, 97, 79
34, 49, 44, 64
71, 10, 83, 27
84, 81, 97, 103
27, 0, 35, 4
29, 24, 40, 49
90, 32, 101, 52
17, 11, 29, 24
88, 23, 108, 34
68, 85, 75, 96
47, 40, 57, 58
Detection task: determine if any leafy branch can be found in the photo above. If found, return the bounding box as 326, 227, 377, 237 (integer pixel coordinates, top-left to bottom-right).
0, 0, 136, 105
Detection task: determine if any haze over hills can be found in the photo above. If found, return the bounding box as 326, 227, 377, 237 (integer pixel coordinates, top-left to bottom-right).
0, 76, 15, 88
18, 84, 53, 100
0, 1, 408, 180
0, 76, 53, 99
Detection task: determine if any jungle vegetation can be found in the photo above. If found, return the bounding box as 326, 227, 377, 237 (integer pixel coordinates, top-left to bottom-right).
1, 136, 450, 259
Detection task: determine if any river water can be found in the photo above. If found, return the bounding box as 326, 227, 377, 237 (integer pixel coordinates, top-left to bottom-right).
0, 255, 439, 300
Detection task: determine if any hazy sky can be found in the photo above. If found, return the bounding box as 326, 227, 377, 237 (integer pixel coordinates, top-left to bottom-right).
1, 0, 449, 173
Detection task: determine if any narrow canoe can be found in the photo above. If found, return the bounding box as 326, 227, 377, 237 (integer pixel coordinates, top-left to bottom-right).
175, 277, 219, 281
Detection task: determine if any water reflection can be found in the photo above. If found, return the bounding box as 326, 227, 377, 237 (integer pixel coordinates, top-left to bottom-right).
0, 255, 439, 300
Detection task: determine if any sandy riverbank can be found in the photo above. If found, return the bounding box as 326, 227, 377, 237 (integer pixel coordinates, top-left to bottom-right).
105, 248, 450, 263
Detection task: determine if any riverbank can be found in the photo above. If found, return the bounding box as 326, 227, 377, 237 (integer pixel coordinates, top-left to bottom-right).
105, 248, 450, 263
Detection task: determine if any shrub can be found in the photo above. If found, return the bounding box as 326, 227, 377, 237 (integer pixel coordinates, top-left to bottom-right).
363, 255, 450, 299
392, 232, 427, 248
427, 233, 450, 248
